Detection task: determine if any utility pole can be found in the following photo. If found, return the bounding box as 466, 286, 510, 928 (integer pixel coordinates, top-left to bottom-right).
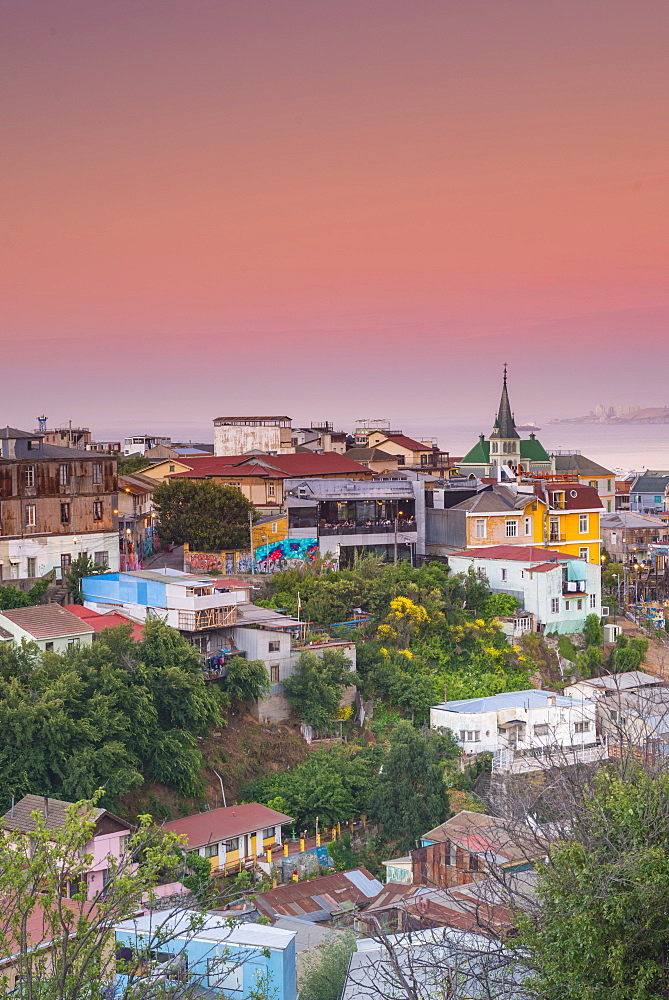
249, 511, 255, 575
394, 516, 398, 564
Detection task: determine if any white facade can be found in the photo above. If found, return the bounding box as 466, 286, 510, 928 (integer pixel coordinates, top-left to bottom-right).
123, 434, 171, 456
431, 689, 598, 757
0, 531, 120, 581
214, 417, 293, 456
85, 583, 245, 632
0, 616, 94, 653
447, 547, 600, 634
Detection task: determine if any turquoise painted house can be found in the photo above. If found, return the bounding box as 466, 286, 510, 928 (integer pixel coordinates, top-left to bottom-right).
113, 910, 297, 999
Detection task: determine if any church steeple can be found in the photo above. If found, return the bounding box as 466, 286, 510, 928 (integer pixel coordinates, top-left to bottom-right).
490, 363, 520, 441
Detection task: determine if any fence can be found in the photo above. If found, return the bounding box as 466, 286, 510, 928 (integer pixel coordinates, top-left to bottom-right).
492, 742, 609, 774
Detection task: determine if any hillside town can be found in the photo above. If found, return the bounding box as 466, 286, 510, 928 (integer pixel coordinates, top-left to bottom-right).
1, 369, 669, 997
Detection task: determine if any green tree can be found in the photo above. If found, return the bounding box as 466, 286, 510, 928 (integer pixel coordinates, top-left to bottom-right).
583, 613, 603, 647
367, 722, 455, 850
484, 592, 520, 617
153, 478, 256, 550
0, 575, 52, 610
117, 454, 151, 475
298, 931, 357, 1000
610, 633, 648, 673
284, 649, 352, 730
515, 767, 669, 1000
65, 553, 108, 603
223, 657, 271, 705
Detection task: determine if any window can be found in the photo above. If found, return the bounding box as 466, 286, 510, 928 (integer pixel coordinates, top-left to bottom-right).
475, 518, 486, 539
61, 553, 71, 571
94, 551, 107, 567
223, 838, 239, 852
24, 466, 35, 488
67, 638, 79, 648
25, 504, 36, 527
207, 958, 242, 992
169, 464, 175, 472
505, 519, 518, 538
27, 557, 36, 577
466, 731, 480, 742
469, 854, 479, 872
565, 600, 570, 611
93, 501, 103, 521
92, 463, 102, 485
59, 464, 70, 487
577, 599, 583, 611
27, 438, 40, 450
459, 730, 466, 743
45, 642, 54, 652
579, 547, 588, 560
203, 843, 219, 859
263, 827, 275, 840
270, 664, 280, 683
271, 521, 278, 533
590, 593, 596, 609
268, 640, 280, 652
551, 597, 559, 614
120, 835, 131, 853
579, 514, 589, 533
60, 502, 70, 524
268, 483, 275, 497
588, 480, 597, 489
575, 721, 590, 733
549, 516, 560, 540
534, 724, 549, 736
607, 480, 612, 491
501, 568, 507, 582
524, 516, 532, 536
655, 496, 662, 504
611, 531, 617, 544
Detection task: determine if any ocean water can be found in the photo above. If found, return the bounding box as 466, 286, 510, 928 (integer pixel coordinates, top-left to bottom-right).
425, 423, 669, 474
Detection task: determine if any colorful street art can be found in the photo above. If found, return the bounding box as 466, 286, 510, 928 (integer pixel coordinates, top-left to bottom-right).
255, 537, 318, 571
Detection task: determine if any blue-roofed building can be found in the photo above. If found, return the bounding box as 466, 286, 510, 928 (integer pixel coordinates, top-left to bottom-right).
113, 910, 297, 999
431, 689, 600, 772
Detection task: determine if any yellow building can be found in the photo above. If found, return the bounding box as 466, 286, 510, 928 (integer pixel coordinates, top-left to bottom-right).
552, 454, 616, 514
538, 482, 602, 564
139, 458, 194, 483
252, 513, 288, 550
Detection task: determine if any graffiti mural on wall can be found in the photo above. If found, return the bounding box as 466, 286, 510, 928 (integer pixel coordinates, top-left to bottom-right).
186, 549, 253, 574
255, 537, 318, 572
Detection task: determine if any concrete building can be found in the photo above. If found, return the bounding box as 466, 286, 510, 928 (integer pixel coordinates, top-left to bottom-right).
430, 689, 600, 773
630, 471, 669, 514
601, 512, 669, 565
214, 416, 294, 456
285, 476, 425, 568
0, 427, 119, 581
445, 544, 601, 634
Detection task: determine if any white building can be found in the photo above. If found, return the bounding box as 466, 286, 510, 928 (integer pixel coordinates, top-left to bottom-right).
431, 689, 600, 772
565, 671, 669, 750
0, 604, 95, 653
446, 545, 601, 634
213, 416, 294, 456
123, 434, 171, 456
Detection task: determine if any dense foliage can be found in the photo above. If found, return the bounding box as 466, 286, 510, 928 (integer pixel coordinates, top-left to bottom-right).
515, 767, 669, 1000
222, 656, 271, 705
283, 649, 353, 730
298, 931, 358, 1000
65, 552, 108, 603
153, 478, 256, 550
262, 557, 531, 718
0, 620, 222, 809
240, 743, 386, 828
366, 721, 457, 850
0, 576, 51, 610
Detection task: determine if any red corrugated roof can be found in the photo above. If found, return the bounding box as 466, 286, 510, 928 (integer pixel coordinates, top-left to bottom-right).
171, 452, 371, 478
0, 604, 96, 639
449, 545, 577, 561
162, 803, 293, 848
64, 605, 145, 641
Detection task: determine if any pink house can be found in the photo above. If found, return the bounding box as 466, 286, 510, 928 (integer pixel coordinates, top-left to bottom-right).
2, 794, 133, 900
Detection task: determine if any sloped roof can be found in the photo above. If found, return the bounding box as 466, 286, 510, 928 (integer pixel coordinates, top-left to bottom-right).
448, 545, 577, 562
461, 434, 550, 465
421, 811, 534, 865
162, 803, 294, 848
254, 868, 382, 920
461, 436, 490, 465
490, 368, 519, 440
376, 434, 432, 452
520, 436, 550, 462
451, 487, 517, 513
345, 447, 399, 463
553, 453, 614, 477
0, 426, 41, 439
171, 458, 288, 479
0, 604, 95, 640
2, 794, 129, 835
632, 473, 669, 494
63, 605, 145, 641
118, 473, 156, 494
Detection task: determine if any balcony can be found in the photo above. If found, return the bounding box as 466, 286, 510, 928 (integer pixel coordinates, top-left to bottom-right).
548, 533, 567, 543
320, 520, 417, 536
563, 581, 587, 595
177, 606, 237, 631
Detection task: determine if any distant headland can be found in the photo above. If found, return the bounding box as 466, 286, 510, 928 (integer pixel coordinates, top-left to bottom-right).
551, 405, 669, 425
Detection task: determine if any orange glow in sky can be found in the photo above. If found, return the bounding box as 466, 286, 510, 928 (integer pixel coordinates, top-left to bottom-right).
1, 0, 667, 433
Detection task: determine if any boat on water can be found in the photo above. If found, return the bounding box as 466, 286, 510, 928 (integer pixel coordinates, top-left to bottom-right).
516, 421, 541, 432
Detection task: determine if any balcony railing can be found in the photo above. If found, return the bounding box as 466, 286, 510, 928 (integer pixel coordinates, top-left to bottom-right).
563, 581, 587, 595
548, 533, 567, 543
319, 521, 417, 536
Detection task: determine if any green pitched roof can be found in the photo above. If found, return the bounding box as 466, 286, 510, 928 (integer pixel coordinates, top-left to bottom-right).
461, 436, 490, 465
520, 436, 550, 462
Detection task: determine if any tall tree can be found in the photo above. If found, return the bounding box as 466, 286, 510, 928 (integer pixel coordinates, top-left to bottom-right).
283, 649, 353, 730
367, 722, 455, 850
153, 478, 256, 550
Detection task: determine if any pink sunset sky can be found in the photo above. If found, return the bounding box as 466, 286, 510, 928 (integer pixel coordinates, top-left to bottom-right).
1, 0, 667, 440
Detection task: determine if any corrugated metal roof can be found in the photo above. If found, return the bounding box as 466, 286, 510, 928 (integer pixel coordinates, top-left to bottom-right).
254, 868, 381, 920
162, 803, 293, 848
